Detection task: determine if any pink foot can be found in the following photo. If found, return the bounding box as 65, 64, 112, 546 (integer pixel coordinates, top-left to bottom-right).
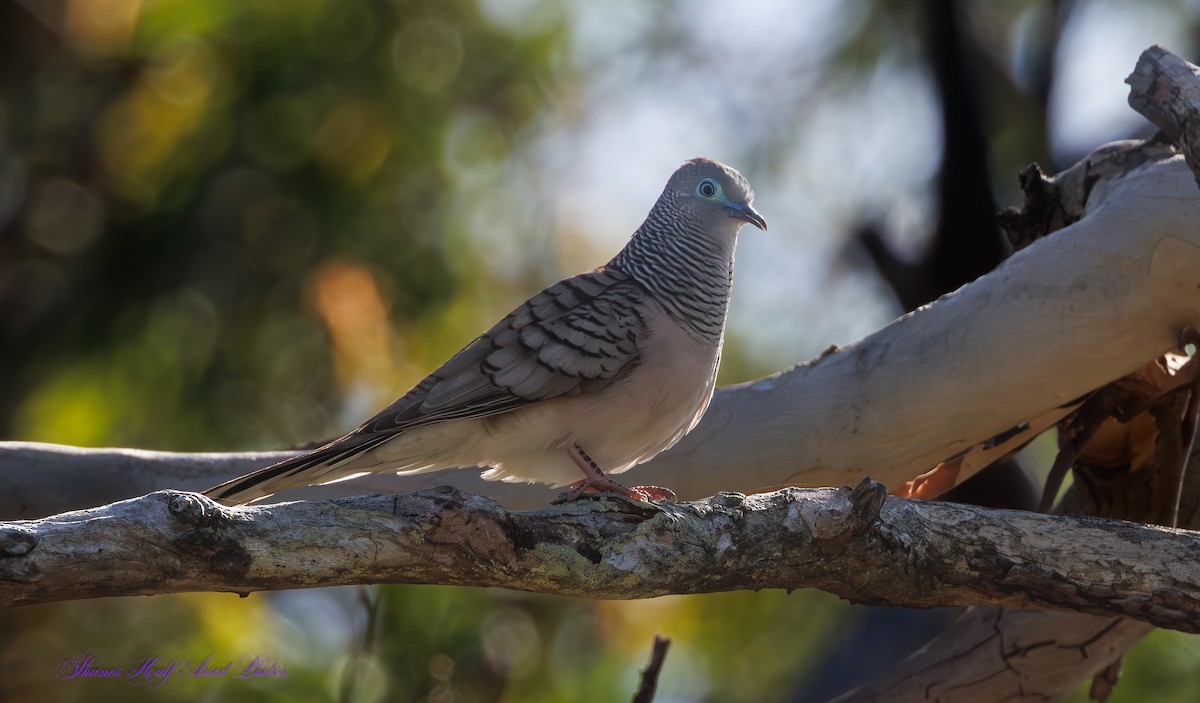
556, 443, 676, 503
628, 485, 677, 501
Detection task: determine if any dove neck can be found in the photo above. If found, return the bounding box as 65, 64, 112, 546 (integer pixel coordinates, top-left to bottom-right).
610, 214, 736, 346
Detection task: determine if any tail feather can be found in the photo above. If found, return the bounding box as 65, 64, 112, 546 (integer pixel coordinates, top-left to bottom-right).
202, 433, 393, 505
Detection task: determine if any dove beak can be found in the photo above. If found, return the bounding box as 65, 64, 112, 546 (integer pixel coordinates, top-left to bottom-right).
726, 201, 768, 231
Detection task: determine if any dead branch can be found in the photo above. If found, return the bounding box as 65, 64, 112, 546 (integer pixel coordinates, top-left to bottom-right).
2, 481, 1200, 639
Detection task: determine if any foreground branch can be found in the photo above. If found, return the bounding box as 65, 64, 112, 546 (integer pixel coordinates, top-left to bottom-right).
3, 482, 1200, 635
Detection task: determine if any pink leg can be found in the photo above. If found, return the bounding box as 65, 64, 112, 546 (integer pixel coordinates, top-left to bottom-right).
557, 443, 677, 503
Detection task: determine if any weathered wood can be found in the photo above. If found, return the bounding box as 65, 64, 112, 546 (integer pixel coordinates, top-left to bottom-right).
3, 482, 1200, 638
830, 609, 1152, 703
1127, 44, 1200, 185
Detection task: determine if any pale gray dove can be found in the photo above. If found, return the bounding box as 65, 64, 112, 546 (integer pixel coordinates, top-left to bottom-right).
203, 157, 766, 505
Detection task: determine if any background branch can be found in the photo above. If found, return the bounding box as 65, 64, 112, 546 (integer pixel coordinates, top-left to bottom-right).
7, 120, 1200, 524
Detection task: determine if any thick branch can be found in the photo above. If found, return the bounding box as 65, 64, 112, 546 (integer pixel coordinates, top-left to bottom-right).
3, 482, 1200, 636
831, 609, 1152, 703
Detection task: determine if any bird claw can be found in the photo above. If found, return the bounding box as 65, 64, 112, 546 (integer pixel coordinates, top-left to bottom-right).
555, 475, 641, 503
629, 485, 677, 501
558, 442, 676, 503
553, 477, 676, 504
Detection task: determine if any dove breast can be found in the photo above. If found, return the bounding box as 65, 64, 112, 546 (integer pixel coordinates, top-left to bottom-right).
363, 295, 721, 487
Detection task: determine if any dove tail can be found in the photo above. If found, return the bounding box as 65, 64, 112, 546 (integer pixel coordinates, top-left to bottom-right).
202, 433, 392, 505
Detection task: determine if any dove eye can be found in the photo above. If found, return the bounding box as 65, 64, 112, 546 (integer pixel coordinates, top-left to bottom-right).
696, 178, 720, 199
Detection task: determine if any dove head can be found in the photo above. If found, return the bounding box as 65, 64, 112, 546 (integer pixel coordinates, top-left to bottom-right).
611, 158, 765, 343
662, 157, 767, 238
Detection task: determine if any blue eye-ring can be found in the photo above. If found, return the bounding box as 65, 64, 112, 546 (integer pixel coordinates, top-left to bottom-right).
696, 178, 720, 199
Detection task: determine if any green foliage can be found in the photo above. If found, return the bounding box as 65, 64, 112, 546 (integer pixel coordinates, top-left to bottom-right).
0, 0, 565, 451
0, 586, 847, 702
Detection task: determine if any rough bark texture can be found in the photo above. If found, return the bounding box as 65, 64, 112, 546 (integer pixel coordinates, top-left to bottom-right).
3, 481, 1200, 639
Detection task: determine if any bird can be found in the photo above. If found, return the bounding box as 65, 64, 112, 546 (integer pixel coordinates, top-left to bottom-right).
203, 157, 766, 505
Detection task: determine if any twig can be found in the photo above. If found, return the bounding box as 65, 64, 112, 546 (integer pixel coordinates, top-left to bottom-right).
631, 635, 671, 703
1088, 658, 1124, 702
1038, 390, 1117, 513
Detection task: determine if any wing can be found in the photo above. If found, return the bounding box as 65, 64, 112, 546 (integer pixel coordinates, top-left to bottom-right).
364, 266, 648, 433
202, 268, 648, 504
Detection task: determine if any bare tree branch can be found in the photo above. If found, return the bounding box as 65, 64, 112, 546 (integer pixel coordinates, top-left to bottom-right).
3, 481, 1200, 637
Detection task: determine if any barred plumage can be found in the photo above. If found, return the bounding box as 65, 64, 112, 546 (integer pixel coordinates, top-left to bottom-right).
203, 157, 765, 505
